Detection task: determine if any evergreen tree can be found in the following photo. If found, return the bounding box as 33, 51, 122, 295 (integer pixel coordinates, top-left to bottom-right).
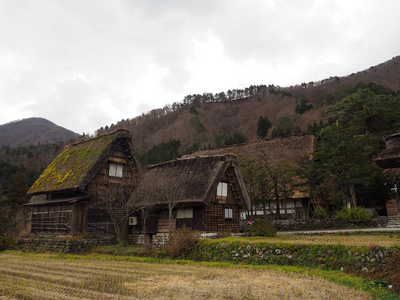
276, 116, 293, 137
325, 88, 400, 135
295, 98, 313, 114
294, 126, 302, 135
7, 170, 29, 206
295, 155, 326, 215
139, 139, 181, 165
256, 116, 272, 139
315, 125, 383, 208
189, 116, 205, 133
271, 128, 279, 138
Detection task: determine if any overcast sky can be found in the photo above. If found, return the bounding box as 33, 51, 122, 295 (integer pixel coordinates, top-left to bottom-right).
1, 0, 399, 134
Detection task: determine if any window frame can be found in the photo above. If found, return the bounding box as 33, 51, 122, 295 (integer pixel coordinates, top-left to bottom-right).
224, 208, 233, 219
109, 162, 123, 177
176, 208, 194, 219
216, 182, 228, 200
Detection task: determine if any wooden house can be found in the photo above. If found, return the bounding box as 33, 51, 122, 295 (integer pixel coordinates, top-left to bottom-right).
183, 135, 316, 219
129, 154, 251, 234
25, 129, 141, 235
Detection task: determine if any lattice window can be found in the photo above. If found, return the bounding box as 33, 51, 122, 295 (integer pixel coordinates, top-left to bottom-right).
224, 208, 233, 219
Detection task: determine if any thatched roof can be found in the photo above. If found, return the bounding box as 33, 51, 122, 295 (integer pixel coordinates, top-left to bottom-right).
375, 133, 400, 169
130, 154, 250, 209
28, 129, 136, 195
183, 135, 316, 168
183, 135, 316, 199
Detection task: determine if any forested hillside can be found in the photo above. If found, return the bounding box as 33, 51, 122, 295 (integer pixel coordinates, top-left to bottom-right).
101, 56, 400, 163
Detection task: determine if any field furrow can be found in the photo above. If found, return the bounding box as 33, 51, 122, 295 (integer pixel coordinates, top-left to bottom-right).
0, 252, 372, 299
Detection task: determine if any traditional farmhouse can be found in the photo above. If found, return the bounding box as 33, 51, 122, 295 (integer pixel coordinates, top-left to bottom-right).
183, 135, 316, 219
129, 154, 250, 234
375, 133, 400, 217
25, 129, 141, 235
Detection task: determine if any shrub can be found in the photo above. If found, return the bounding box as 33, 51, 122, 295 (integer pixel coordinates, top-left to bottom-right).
217, 228, 232, 239
167, 226, 199, 258
117, 239, 129, 247
335, 206, 372, 225
314, 208, 328, 219
0, 235, 17, 251
245, 218, 277, 237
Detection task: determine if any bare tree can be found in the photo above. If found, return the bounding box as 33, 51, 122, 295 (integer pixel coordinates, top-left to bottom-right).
128, 178, 154, 236
95, 178, 139, 242
257, 147, 295, 219
156, 172, 186, 235
128, 168, 187, 236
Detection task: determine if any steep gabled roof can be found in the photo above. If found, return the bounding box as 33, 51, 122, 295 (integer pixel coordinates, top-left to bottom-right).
28, 129, 136, 195
183, 135, 316, 199
375, 133, 400, 169
130, 154, 250, 209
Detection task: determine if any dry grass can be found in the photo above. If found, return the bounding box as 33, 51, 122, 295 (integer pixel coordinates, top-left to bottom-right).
0, 252, 371, 300
227, 233, 400, 247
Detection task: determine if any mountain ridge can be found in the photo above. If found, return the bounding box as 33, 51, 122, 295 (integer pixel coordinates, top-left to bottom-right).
0, 117, 79, 147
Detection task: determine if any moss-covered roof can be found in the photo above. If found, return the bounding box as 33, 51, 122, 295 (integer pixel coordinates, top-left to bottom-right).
28, 130, 132, 195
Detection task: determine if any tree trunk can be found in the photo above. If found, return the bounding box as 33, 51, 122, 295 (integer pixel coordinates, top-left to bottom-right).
284, 197, 287, 218
341, 186, 348, 208
168, 207, 173, 235
349, 184, 357, 208
262, 202, 266, 219
141, 209, 146, 235
118, 218, 129, 242
274, 183, 280, 219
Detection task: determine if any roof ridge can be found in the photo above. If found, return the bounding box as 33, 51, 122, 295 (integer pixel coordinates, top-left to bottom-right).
67, 129, 131, 148
148, 154, 237, 170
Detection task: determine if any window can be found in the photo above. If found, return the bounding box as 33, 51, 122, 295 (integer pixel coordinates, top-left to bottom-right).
177, 208, 193, 219
217, 182, 228, 200
109, 163, 123, 177
224, 208, 233, 219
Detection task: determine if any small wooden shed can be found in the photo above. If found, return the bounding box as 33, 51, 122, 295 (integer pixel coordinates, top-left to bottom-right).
129, 154, 251, 234
25, 129, 141, 235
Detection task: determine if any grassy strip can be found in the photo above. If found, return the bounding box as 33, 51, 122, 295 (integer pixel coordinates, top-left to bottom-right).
224, 232, 400, 247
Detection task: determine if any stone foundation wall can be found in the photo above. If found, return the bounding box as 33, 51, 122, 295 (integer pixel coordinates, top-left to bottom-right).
18, 237, 118, 253
128, 233, 169, 247
129, 232, 221, 247
128, 234, 150, 245
152, 234, 169, 247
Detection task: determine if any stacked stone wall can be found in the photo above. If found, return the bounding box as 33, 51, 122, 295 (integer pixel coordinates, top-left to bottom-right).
18, 237, 117, 253
190, 240, 395, 274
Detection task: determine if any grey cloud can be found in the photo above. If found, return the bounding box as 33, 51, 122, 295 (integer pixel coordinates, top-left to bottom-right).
0, 0, 399, 134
